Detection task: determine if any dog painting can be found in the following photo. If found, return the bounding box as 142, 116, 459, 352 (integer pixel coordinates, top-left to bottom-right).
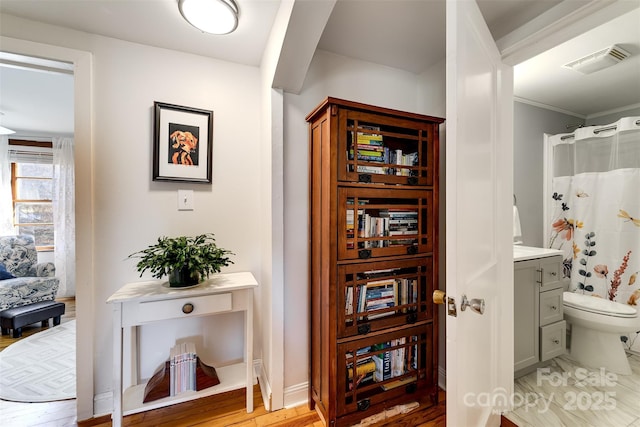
168, 123, 199, 166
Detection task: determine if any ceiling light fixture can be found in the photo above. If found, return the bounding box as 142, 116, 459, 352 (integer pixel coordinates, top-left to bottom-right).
179, 0, 239, 35
0, 126, 15, 135
563, 45, 631, 75
0, 112, 15, 135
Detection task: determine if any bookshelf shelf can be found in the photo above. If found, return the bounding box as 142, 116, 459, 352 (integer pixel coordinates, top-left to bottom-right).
123, 362, 251, 415
306, 97, 444, 427
107, 272, 258, 427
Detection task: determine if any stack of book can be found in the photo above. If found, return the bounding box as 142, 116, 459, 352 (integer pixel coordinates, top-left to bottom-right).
351, 128, 388, 175
372, 338, 417, 383
346, 347, 376, 390
347, 126, 420, 177
345, 275, 418, 318
169, 342, 197, 396
345, 201, 365, 249
346, 339, 419, 391
348, 206, 418, 248
362, 278, 397, 319
386, 210, 418, 246
388, 149, 418, 176
397, 278, 418, 313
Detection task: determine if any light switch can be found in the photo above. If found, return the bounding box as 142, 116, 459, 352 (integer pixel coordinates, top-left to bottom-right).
178, 190, 194, 211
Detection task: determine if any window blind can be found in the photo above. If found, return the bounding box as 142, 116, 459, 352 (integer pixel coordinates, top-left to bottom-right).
8, 147, 53, 164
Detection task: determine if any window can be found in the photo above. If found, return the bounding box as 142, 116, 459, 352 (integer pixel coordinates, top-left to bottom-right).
9, 140, 54, 250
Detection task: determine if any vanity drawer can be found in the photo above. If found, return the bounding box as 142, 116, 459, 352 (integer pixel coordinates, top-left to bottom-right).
540, 287, 563, 326
124, 293, 232, 325
539, 256, 563, 291
540, 321, 566, 361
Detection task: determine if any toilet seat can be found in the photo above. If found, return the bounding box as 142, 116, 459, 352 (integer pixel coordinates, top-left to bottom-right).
563, 292, 637, 318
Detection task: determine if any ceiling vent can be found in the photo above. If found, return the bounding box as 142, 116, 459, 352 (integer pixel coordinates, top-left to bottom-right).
563, 45, 630, 74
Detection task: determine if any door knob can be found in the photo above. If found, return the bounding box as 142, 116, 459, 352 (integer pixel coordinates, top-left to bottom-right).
461, 295, 485, 315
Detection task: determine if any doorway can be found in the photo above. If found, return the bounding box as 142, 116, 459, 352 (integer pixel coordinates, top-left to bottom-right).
0, 52, 77, 419
507, 5, 640, 426
0, 37, 94, 422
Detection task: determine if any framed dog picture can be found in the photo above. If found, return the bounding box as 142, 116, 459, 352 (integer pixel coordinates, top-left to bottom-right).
153, 102, 213, 183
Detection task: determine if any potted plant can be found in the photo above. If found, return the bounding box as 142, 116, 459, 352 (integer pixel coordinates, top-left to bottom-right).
128, 233, 234, 288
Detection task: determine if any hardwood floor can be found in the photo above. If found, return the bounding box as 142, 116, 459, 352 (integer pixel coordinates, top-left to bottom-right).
1, 298, 446, 426
0, 297, 76, 352
78, 386, 445, 427
1, 384, 445, 427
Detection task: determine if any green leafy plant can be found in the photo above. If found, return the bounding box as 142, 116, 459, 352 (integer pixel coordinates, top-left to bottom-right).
128, 233, 234, 286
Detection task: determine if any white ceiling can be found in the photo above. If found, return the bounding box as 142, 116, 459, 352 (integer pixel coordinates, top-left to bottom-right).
0, 0, 639, 136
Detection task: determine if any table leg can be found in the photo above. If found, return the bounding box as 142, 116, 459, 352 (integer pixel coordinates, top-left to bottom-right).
112, 304, 123, 427
246, 289, 254, 413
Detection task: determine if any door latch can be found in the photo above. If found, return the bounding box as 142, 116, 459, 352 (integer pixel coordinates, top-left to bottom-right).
433, 290, 457, 317
447, 296, 457, 317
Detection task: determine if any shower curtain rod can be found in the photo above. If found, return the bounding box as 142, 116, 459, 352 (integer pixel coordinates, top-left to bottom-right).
559, 119, 640, 141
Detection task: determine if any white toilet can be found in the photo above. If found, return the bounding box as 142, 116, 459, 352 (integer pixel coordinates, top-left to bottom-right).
563, 291, 640, 375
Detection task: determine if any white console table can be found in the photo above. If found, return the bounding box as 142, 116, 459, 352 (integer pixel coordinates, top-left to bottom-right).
107, 272, 258, 427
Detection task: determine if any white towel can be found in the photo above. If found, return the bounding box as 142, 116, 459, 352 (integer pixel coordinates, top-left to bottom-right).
513, 206, 523, 245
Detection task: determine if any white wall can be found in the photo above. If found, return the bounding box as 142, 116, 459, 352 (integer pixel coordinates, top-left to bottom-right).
513, 101, 584, 247
1, 14, 262, 416
89, 36, 262, 385
282, 49, 446, 403
585, 105, 640, 126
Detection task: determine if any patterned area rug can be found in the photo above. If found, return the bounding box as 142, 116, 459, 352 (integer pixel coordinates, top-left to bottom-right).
0, 320, 76, 402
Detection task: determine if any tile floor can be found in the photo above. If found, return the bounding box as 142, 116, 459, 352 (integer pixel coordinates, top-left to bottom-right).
505, 352, 640, 426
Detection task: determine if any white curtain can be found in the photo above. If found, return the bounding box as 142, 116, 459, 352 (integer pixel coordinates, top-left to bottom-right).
0, 136, 15, 235
53, 137, 75, 297
546, 116, 640, 314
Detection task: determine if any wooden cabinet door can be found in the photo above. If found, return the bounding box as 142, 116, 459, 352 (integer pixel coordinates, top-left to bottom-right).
514, 260, 540, 372
338, 257, 434, 339
337, 109, 437, 186
338, 187, 433, 260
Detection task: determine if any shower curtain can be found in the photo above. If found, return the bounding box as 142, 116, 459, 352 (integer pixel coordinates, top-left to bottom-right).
544, 116, 640, 350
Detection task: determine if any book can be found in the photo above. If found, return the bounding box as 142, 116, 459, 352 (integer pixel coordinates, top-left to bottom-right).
365, 279, 397, 302
381, 376, 417, 391
356, 137, 384, 146
355, 144, 384, 151
169, 342, 197, 396
358, 125, 382, 138
391, 338, 406, 377
345, 286, 354, 316
347, 359, 376, 380
356, 165, 388, 174
362, 267, 399, 278
373, 350, 392, 382
350, 152, 385, 162
143, 356, 220, 403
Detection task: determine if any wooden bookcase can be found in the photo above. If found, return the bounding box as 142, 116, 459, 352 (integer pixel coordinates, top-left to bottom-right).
306, 97, 444, 426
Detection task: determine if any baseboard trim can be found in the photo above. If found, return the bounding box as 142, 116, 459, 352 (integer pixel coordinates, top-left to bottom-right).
284, 381, 308, 409
254, 358, 273, 412
438, 366, 446, 391
93, 391, 112, 418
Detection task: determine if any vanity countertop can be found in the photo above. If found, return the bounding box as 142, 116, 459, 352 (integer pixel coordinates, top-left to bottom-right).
514, 245, 563, 262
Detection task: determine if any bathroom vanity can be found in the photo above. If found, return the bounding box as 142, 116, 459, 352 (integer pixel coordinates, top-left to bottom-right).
513, 246, 566, 378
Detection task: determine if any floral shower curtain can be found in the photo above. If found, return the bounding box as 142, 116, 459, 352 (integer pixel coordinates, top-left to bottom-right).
545, 117, 640, 349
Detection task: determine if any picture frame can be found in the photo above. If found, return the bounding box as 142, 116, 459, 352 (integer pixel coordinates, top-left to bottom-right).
153, 101, 213, 183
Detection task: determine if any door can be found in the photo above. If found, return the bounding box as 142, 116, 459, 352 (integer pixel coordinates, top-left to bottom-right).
445, 0, 513, 425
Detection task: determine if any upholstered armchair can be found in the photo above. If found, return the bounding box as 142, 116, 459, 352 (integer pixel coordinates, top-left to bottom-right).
0, 235, 60, 311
